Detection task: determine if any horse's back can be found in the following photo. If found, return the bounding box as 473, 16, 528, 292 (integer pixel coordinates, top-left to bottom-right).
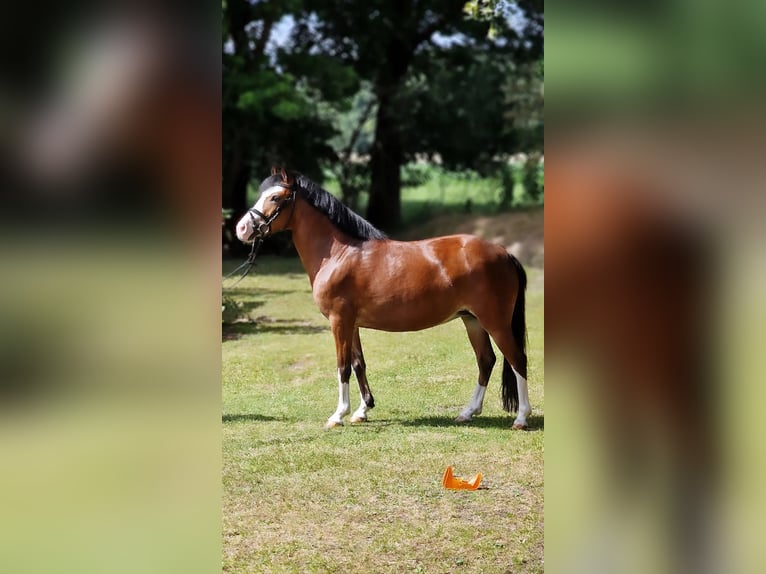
325, 234, 519, 332
397, 234, 511, 267
367, 234, 513, 285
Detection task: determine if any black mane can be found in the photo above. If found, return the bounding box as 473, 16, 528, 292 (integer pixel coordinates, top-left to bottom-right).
259, 173, 387, 241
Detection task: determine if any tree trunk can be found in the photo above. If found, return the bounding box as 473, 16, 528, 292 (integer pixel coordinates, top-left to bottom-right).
365, 0, 418, 231
367, 89, 402, 230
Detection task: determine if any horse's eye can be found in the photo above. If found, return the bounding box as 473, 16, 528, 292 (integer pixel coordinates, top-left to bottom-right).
271, 196, 281, 204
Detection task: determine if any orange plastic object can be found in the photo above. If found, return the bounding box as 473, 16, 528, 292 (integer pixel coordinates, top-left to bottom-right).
442, 466, 482, 490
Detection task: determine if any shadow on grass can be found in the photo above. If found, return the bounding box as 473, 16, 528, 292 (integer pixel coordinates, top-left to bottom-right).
222, 413, 286, 423
223, 319, 329, 341
400, 413, 544, 431
230, 300, 267, 315
222, 287, 301, 298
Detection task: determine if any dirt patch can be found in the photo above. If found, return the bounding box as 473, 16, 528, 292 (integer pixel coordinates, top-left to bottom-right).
395, 208, 544, 269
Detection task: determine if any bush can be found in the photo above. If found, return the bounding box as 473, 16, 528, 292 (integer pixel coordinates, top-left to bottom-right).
401, 163, 434, 188
536, 157, 544, 198
499, 154, 543, 208
222, 295, 247, 324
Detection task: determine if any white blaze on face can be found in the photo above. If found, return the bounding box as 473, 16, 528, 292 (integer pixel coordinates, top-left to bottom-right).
235, 186, 283, 243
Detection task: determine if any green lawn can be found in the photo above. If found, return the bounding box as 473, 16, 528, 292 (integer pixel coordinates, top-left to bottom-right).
222, 256, 544, 573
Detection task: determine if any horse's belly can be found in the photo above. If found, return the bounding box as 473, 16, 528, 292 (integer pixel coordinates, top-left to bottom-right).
356, 298, 462, 332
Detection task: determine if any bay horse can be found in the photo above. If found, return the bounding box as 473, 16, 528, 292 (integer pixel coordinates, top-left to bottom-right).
235, 168, 531, 429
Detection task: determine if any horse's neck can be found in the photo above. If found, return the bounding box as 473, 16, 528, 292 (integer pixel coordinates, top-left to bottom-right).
290, 200, 353, 285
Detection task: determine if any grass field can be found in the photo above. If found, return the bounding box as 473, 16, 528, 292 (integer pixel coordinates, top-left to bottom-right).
222, 256, 544, 573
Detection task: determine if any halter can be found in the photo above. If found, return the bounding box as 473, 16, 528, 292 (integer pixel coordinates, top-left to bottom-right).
246, 185, 297, 241
223, 184, 298, 287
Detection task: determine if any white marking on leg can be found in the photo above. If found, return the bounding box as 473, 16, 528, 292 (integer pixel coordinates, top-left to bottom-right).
327, 369, 350, 426
457, 382, 487, 422
512, 366, 531, 427
351, 399, 368, 422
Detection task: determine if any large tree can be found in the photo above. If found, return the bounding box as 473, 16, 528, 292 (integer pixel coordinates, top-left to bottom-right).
288, 0, 543, 229
222, 0, 351, 220
223, 0, 543, 231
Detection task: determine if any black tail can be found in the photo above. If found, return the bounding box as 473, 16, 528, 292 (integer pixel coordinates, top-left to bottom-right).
502, 254, 528, 413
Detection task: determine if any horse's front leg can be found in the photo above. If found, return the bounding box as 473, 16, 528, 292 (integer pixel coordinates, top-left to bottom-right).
325, 315, 354, 429
350, 328, 374, 423
456, 317, 496, 422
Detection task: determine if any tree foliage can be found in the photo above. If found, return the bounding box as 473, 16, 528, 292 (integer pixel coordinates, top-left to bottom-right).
223, 0, 348, 219
222, 0, 544, 233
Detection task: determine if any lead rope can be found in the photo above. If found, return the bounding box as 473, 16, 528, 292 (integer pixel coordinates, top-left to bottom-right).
222, 236, 264, 289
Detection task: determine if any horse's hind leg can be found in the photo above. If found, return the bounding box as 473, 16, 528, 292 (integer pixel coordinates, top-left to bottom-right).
456, 317, 496, 422
350, 328, 375, 423
486, 327, 531, 429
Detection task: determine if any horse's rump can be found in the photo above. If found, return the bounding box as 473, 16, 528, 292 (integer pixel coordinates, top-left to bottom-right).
344, 235, 518, 332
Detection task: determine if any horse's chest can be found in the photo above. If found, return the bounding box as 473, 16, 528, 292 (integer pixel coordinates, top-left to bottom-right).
311, 273, 349, 317
313, 289, 333, 317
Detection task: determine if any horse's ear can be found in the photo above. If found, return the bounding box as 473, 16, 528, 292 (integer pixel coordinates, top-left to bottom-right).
280, 167, 294, 185
271, 166, 279, 176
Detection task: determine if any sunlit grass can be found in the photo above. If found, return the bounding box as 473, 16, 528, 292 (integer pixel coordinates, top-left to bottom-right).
222, 256, 543, 573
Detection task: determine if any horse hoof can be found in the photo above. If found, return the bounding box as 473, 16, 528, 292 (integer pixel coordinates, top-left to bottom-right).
350, 416, 367, 424
512, 422, 528, 430
324, 420, 343, 429
455, 415, 472, 423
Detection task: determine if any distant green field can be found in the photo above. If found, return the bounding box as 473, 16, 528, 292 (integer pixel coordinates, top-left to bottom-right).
322, 167, 509, 226
222, 256, 544, 573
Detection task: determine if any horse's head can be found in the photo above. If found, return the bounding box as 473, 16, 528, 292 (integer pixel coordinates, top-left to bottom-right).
236, 168, 297, 243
